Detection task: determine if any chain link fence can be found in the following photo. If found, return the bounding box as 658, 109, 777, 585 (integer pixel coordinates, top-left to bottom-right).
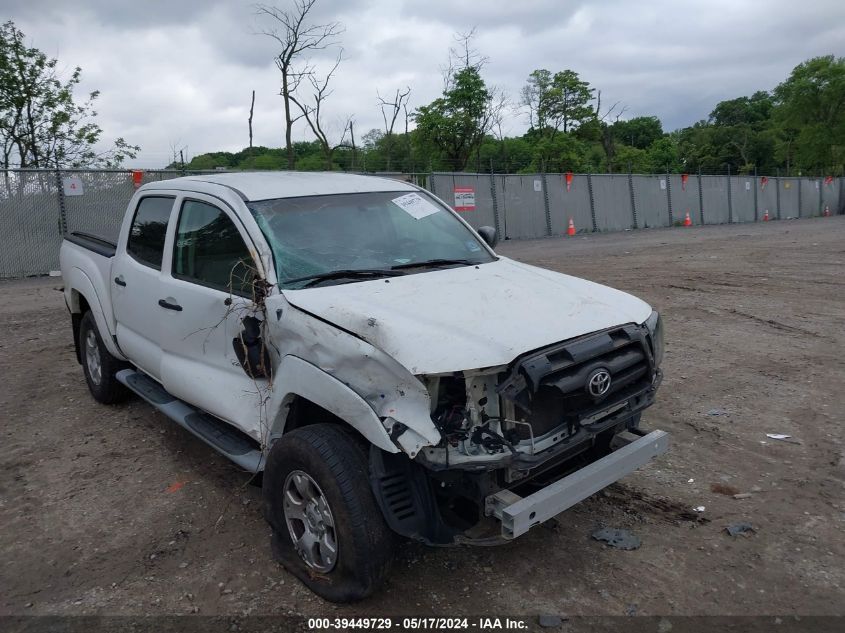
0, 168, 843, 278
0, 169, 211, 278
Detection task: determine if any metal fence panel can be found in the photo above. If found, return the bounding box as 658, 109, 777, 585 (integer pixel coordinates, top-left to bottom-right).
730, 176, 756, 223
591, 174, 633, 231
798, 178, 816, 217
0, 171, 63, 277
443, 173, 499, 231
779, 178, 799, 218
546, 174, 593, 235
668, 175, 701, 227
499, 174, 548, 239
821, 179, 840, 215
632, 175, 668, 228
700, 176, 729, 224
758, 179, 778, 219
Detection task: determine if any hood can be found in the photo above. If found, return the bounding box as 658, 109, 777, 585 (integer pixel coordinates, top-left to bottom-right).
282, 257, 652, 375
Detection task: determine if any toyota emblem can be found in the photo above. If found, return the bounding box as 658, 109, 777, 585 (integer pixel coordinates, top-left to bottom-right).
586, 368, 612, 398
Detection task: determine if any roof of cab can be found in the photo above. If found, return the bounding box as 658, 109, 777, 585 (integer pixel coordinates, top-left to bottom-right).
143, 171, 417, 202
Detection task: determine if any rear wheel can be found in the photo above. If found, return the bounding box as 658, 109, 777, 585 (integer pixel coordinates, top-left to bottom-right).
78, 311, 130, 404
263, 424, 395, 602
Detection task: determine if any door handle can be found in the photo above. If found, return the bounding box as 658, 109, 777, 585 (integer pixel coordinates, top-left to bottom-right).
158, 299, 183, 312
114, 276, 126, 287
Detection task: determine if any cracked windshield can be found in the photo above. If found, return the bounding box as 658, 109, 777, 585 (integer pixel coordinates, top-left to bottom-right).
250, 190, 495, 288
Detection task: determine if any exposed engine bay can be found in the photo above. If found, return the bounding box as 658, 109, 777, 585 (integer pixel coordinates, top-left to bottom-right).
370, 322, 664, 545
417, 322, 661, 472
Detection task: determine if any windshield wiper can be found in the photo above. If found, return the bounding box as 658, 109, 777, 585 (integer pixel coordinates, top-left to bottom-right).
391, 258, 475, 271
285, 268, 405, 288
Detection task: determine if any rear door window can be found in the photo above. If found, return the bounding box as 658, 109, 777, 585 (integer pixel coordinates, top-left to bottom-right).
172, 199, 255, 296
126, 196, 174, 269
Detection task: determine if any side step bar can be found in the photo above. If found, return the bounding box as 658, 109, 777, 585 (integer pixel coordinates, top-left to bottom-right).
116, 369, 263, 472
485, 429, 669, 539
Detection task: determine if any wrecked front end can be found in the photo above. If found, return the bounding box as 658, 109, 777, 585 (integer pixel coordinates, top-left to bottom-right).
369, 319, 668, 544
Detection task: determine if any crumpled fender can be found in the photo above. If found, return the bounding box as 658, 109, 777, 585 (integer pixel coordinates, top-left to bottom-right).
263, 295, 440, 458
271, 355, 397, 453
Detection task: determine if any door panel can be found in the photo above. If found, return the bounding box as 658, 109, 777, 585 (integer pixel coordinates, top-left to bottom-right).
158, 197, 267, 439
112, 195, 175, 380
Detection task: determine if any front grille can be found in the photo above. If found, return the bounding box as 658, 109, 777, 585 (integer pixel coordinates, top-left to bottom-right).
499, 325, 654, 438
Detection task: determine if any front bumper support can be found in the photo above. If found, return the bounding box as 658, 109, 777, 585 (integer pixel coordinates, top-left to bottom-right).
485, 429, 669, 539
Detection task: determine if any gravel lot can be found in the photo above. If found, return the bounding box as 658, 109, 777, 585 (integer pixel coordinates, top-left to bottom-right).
2, 217, 844, 620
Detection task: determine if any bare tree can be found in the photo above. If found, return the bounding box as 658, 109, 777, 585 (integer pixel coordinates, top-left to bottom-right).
594, 89, 628, 173
256, 1, 343, 169
594, 89, 627, 124
347, 118, 356, 170
440, 27, 488, 90
377, 86, 411, 171
248, 90, 255, 154
168, 139, 188, 170
289, 52, 353, 170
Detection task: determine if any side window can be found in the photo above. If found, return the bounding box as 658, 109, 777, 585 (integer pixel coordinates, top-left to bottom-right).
173, 200, 255, 296
127, 196, 174, 269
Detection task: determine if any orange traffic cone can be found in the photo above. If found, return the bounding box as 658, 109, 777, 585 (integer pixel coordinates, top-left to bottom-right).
762, 209, 770, 222
683, 211, 692, 227
567, 218, 576, 236
824, 205, 830, 217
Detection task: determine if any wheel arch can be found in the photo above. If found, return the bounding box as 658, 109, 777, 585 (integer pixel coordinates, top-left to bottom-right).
267, 356, 399, 454
65, 268, 125, 361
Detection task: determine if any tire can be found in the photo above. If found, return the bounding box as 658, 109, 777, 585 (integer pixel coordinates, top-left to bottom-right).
263, 424, 395, 602
78, 311, 130, 404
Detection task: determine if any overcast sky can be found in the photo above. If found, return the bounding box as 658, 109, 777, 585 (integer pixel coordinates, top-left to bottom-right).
6, 0, 845, 167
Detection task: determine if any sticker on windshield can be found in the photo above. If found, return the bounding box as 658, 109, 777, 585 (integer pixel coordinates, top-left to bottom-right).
465, 240, 481, 252
392, 193, 440, 220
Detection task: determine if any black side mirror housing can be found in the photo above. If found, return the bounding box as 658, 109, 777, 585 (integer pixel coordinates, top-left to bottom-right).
477, 226, 498, 249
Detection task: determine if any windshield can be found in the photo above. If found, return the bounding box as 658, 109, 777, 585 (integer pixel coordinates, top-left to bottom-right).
249, 190, 495, 289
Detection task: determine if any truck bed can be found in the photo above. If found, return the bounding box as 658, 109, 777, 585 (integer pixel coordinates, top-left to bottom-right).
64, 232, 117, 258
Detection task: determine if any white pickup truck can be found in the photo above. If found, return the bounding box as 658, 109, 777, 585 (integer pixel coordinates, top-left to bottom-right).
60, 172, 667, 601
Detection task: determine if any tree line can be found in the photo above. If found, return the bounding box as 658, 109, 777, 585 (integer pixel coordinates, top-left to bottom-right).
183, 1, 845, 178
1, 7, 842, 176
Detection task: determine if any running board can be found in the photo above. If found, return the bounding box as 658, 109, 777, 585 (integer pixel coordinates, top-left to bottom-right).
116, 369, 263, 472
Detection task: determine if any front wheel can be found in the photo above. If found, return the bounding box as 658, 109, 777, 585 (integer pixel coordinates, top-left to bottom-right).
263, 424, 395, 602
78, 311, 130, 404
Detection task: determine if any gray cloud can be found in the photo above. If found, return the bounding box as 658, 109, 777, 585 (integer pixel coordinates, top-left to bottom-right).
5, 0, 845, 167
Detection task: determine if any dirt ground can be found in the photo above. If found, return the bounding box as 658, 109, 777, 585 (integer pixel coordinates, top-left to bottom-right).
1, 217, 844, 621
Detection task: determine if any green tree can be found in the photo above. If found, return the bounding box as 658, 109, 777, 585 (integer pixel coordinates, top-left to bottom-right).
611, 116, 663, 150
772, 55, 845, 174
414, 66, 495, 170
521, 69, 594, 137
477, 135, 533, 173
645, 136, 681, 173
531, 133, 590, 172
708, 91, 774, 172
0, 20, 138, 168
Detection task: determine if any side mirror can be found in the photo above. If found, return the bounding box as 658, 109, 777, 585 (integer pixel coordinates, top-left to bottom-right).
477, 226, 498, 249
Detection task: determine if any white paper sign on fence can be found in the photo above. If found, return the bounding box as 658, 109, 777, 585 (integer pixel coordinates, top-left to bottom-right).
533, 179, 542, 192
62, 176, 84, 196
